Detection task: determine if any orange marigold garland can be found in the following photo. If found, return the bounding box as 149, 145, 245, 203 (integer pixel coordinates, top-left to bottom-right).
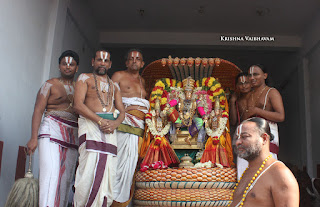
150, 78, 180, 110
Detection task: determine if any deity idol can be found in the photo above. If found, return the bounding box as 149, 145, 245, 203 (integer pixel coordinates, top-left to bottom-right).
201, 96, 231, 167
169, 77, 204, 149
141, 99, 179, 170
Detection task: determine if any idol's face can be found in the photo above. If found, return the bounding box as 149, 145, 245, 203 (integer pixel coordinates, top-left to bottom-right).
248, 66, 267, 88
234, 122, 263, 161
126, 51, 144, 71
59, 56, 78, 78
92, 51, 111, 75
185, 90, 192, 100
236, 75, 251, 94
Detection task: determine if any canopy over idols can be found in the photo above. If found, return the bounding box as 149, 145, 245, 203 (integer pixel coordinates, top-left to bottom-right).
141, 56, 242, 97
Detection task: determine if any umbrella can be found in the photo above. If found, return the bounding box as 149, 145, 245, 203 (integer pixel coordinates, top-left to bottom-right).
5, 154, 39, 207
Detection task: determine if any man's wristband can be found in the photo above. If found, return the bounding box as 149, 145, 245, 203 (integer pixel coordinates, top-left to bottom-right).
97, 117, 103, 126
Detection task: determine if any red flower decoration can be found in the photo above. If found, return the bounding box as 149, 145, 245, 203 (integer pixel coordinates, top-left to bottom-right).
212, 136, 220, 145
204, 78, 210, 86
145, 113, 152, 119
140, 165, 149, 172
154, 136, 162, 145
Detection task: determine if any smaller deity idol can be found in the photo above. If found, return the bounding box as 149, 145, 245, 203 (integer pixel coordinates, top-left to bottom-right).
201, 96, 231, 167
141, 99, 179, 171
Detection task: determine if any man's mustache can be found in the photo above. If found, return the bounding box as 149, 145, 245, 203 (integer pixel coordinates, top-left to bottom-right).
235, 145, 245, 151
98, 66, 107, 70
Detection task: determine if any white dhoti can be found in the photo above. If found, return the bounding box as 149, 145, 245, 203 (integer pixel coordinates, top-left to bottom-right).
113, 97, 149, 204
237, 122, 279, 181
74, 115, 117, 207
38, 115, 78, 207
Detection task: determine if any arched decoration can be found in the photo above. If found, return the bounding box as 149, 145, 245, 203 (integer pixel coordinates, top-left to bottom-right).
141, 57, 242, 97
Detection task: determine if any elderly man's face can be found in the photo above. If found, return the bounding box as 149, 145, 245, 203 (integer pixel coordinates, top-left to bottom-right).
234, 122, 263, 161
126, 51, 144, 71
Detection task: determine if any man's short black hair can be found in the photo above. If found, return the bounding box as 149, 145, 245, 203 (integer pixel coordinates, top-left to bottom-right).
59, 50, 79, 65
253, 64, 268, 74
93, 49, 111, 60
125, 48, 143, 61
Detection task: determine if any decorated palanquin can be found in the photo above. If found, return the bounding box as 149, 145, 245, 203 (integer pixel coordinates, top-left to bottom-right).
134, 56, 241, 207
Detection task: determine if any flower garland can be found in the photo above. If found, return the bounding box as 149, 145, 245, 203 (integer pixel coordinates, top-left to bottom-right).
150, 78, 181, 110
205, 113, 228, 140
140, 161, 168, 172
199, 77, 226, 110
145, 112, 171, 137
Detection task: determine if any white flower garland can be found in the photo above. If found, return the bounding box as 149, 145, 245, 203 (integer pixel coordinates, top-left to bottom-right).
146, 118, 171, 137
205, 117, 228, 138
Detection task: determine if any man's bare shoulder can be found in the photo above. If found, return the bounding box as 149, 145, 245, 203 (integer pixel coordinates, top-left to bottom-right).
112, 70, 129, 76
45, 78, 60, 86
269, 161, 297, 185
268, 161, 299, 206
77, 73, 93, 82
112, 70, 129, 81
78, 73, 93, 77
268, 87, 281, 96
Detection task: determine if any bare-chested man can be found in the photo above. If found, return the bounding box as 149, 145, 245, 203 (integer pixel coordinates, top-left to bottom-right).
73, 49, 125, 207
27, 50, 79, 207
244, 64, 285, 159
229, 72, 251, 126
111, 49, 150, 205
229, 117, 299, 207
229, 72, 253, 181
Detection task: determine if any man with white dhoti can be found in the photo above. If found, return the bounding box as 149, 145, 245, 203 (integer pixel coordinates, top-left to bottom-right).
27, 50, 80, 207
112, 49, 149, 206
73, 49, 125, 207
236, 64, 285, 181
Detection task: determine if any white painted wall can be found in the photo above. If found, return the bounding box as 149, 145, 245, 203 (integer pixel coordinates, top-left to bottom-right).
0, 0, 57, 205
301, 10, 320, 178
0, 0, 98, 205
60, 0, 99, 76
